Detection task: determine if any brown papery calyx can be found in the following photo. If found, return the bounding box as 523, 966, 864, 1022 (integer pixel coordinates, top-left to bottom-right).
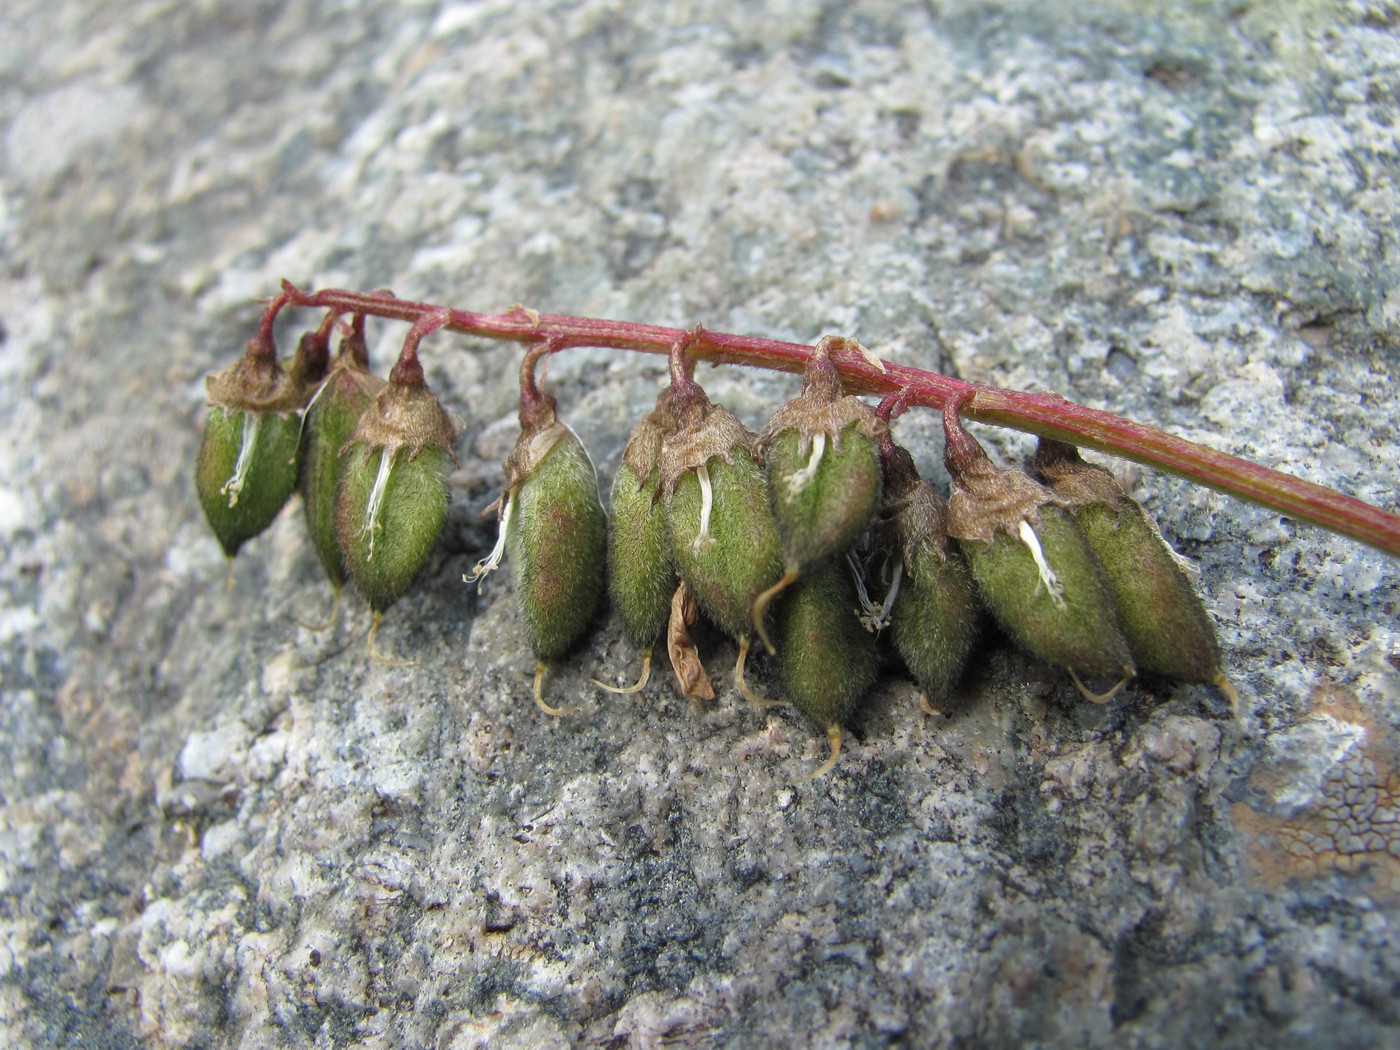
205, 332, 306, 415
758, 336, 886, 456
346, 363, 463, 463
1028, 438, 1125, 508
944, 407, 1066, 545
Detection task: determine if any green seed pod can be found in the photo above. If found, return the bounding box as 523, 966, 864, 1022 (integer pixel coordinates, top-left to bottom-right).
759, 337, 887, 573
607, 391, 679, 650
1030, 438, 1226, 687
510, 422, 607, 662
773, 561, 879, 776
869, 439, 979, 709
470, 393, 607, 664
337, 444, 453, 611
960, 507, 1132, 682
196, 333, 308, 558
659, 399, 783, 641
197, 407, 302, 558
765, 424, 882, 562
944, 408, 1135, 689
301, 329, 386, 588
335, 362, 460, 613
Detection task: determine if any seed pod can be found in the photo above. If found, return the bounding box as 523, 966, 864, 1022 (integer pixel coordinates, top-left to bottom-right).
301, 327, 385, 589
196, 333, 307, 558
944, 407, 1135, 690
334, 360, 460, 613
869, 438, 979, 710
659, 394, 783, 642
510, 418, 607, 663
773, 561, 880, 778
759, 336, 887, 574
607, 389, 679, 652
1029, 438, 1228, 689
470, 392, 607, 666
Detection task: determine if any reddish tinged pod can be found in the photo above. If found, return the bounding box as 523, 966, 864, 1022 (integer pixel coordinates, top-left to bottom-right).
759, 337, 887, 574
658, 371, 783, 644
753, 336, 887, 650
650, 330, 785, 706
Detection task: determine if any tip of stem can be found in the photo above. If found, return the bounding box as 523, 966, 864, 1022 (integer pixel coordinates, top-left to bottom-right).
667, 327, 710, 408
591, 650, 653, 694
941, 395, 988, 478
752, 568, 800, 655
1068, 667, 1132, 704
391, 309, 452, 387
1214, 672, 1241, 720
518, 342, 560, 427
534, 662, 583, 716
796, 725, 843, 783
368, 612, 417, 667
735, 636, 783, 707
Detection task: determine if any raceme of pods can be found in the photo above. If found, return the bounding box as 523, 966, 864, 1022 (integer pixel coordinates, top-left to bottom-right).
193, 291, 1370, 777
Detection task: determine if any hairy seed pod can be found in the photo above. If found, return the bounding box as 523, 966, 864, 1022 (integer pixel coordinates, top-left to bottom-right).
659, 398, 783, 641
1030, 438, 1226, 687
509, 417, 608, 662
196, 333, 308, 558
773, 561, 879, 776
944, 408, 1135, 688
470, 392, 607, 665
335, 363, 460, 612
760, 337, 887, 573
301, 330, 385, 588
197, 408, 302, 558
607, 390, 679, 650
870, 439, 979, 709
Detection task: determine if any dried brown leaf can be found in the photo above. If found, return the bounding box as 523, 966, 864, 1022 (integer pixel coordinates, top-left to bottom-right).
667, 581, 714, 701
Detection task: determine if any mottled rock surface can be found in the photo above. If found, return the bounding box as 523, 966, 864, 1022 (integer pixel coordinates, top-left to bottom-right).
1, 1, 1398, 1047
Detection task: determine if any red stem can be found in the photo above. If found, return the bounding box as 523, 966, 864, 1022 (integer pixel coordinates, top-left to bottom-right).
390, 309, 451, 386
269, 283, 1400, 557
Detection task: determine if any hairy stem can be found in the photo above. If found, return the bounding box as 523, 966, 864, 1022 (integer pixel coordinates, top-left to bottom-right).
268, 282, 1400, 556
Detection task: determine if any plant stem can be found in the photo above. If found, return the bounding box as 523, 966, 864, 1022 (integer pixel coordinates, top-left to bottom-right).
270, 283, 1400, 557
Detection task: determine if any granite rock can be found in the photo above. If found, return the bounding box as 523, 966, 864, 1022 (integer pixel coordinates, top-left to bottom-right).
0, 1, 1397, 1046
